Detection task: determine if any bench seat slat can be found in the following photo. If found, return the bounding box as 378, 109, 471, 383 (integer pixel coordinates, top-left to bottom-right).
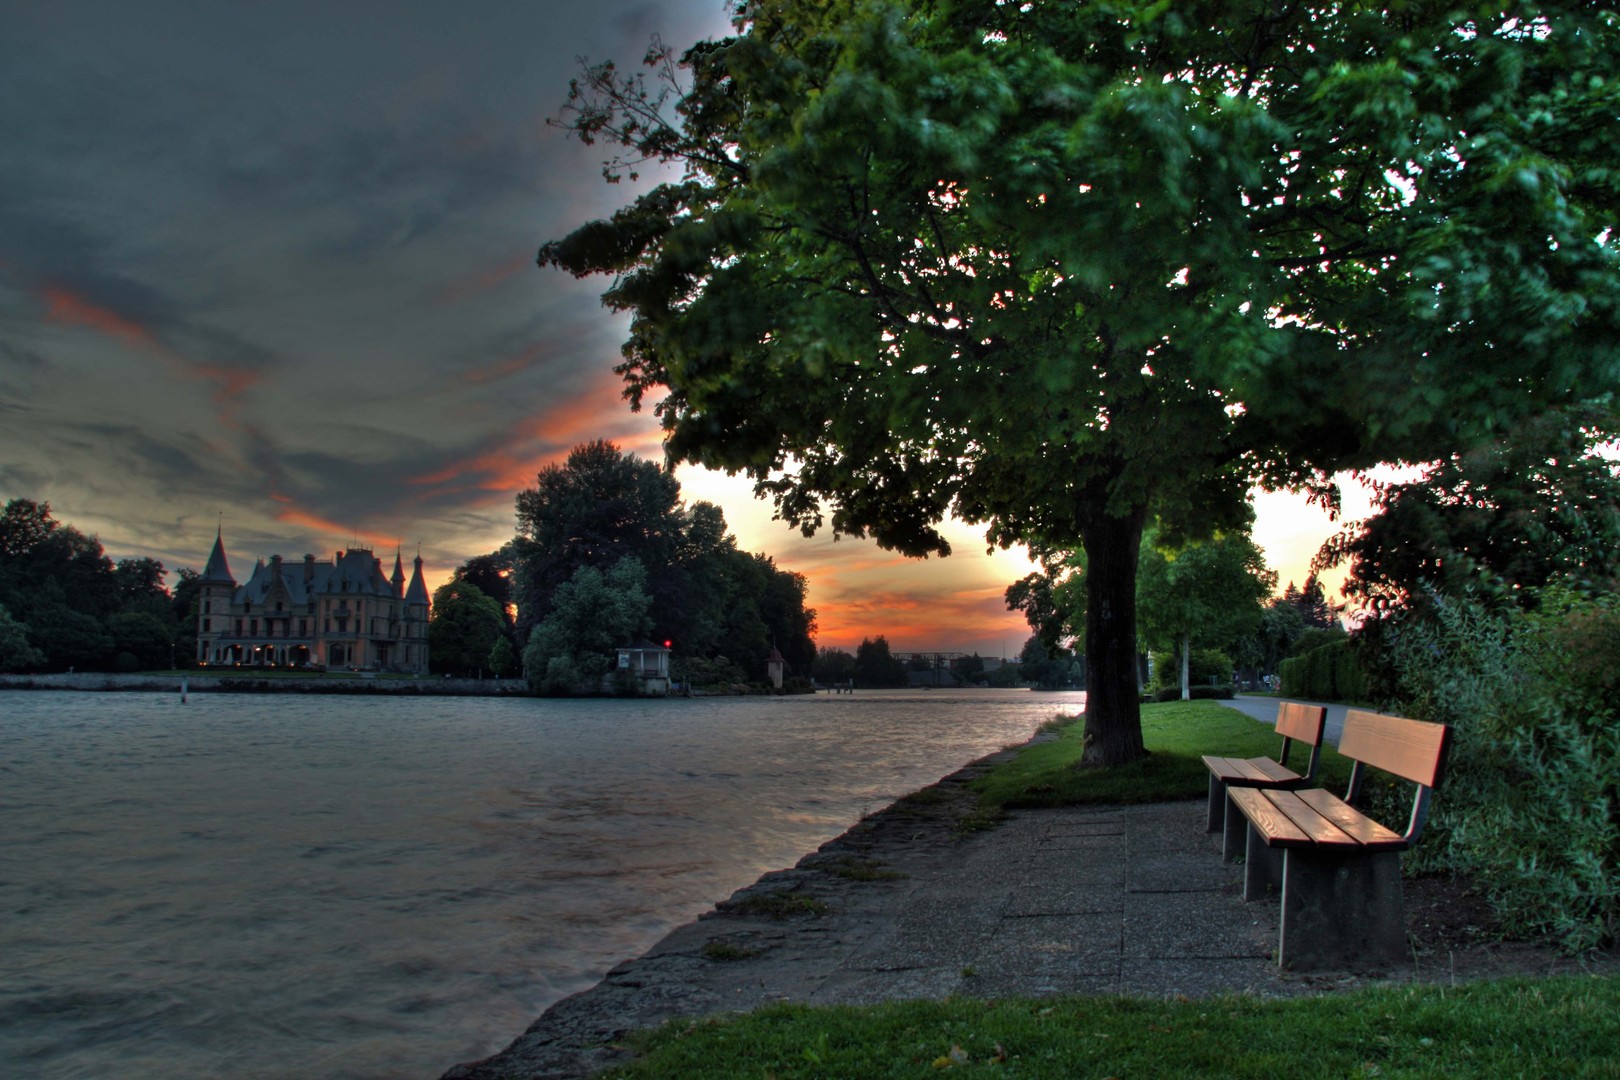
1296, 788, 1408, 851
1203, 755, 1302, 785
1244, 757, 1301, 784
1228, 787, 1314, 848
1263, 790, 1359, 847
1203, 755, 1295, 784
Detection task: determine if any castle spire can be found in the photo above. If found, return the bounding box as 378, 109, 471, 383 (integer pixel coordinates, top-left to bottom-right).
406, 551, 430, 607
200, 526, 235, 585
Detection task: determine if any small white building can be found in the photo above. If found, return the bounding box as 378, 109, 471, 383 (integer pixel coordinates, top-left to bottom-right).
615, 639, 671, 695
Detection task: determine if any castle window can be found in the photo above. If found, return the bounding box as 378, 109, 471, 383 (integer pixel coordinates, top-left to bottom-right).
251, 619, 258, 636
276, 602, 284, 612
203, 618, 211, 632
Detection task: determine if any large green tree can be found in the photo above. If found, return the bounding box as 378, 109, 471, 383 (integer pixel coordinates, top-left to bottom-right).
513, 439, 684, 641
523, 557, 655, 694
1137, 529, 1275, 699
428, 580, 507, 677
510, 441, 818, 682
541, 2, 1620, 763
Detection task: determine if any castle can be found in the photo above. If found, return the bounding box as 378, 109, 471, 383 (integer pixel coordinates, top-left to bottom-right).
195, 531, 431, 673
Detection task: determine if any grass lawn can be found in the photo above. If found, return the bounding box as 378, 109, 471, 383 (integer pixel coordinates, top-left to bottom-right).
606, 976, 1620, 1078
972, 699, 1355, 814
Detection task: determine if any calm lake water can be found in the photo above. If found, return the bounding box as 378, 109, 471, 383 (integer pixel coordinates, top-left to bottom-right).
0, 687, 1082, 1079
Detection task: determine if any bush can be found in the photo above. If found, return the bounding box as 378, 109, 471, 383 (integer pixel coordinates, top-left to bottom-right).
1389, 589, 1618, 952
113, 650, 140, 673
538, 654, 581, 695
1148, 648, 1232, 693
674, 654, 748, 688
1278, 638, 1368, 701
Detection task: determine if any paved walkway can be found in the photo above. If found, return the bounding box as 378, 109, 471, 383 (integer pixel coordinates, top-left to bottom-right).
446, 749, 1307, 1079
1219, 694, 1353, 745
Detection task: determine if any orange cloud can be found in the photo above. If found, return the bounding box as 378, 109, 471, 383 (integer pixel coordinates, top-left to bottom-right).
274, 506, 398, 550
39, 283, 260, 430
436, 255, 531, 305
461, 346, 541, 386
44, 286, 153, 347
409, 369, 653, 495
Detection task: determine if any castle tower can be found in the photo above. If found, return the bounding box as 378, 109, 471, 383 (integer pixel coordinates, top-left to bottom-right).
196, 528, 237, 665
404, 552, 431, 674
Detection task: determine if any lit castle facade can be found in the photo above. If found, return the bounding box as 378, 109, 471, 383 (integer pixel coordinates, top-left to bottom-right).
195, 531, 431, 673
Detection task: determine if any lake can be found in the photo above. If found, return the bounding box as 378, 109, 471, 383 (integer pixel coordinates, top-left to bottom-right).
0, 687, 1082, 1078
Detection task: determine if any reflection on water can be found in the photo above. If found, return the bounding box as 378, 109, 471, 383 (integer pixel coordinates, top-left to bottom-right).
0, 688, 1081, 1079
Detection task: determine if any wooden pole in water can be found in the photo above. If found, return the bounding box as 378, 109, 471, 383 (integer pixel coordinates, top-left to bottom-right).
181, 676, 188, 704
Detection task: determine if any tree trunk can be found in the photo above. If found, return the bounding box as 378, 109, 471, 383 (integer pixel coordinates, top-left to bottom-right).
1180, 629, 1191, 701
1080, 505, 1149, 766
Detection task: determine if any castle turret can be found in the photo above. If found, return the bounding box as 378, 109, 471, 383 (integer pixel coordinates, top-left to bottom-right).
404, 553, 431, 674
196, 528, 237, 665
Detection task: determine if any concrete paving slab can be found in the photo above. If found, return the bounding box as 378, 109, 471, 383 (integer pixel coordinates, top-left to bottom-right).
1122, 891, 1273, 960
1128, 852, 1240, 893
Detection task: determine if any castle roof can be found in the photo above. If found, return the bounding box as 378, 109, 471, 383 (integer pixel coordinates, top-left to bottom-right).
233, 548, 397, 607
200, 529, 235, 584
405, 554, 430, 607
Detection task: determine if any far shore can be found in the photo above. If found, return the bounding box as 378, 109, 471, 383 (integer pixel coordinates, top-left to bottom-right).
0, 672, 822, 697
0, 672, 527, 696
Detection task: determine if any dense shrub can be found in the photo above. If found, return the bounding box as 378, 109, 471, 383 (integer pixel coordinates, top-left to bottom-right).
1391, 590, 1618, 952
1278, 638, 1367, 701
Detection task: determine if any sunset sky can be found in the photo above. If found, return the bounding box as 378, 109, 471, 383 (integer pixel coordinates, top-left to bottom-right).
0, 1, 1364, 657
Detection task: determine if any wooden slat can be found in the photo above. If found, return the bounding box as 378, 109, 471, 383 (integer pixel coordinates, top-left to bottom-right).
1339, 710, 1452, 787
1264, 790, 1358, 847
1245, 758, 1301, 784
1296, 789, 1408, 850
1228, 787, 1313, 848
1204, 755, 1301, 785
1274, 701, 1328, 746
1203, 755, 1250, 781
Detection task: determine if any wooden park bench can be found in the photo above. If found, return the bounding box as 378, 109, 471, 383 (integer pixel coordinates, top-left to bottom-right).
1202, 701, 1328, 861
1226, 709, 1452, 971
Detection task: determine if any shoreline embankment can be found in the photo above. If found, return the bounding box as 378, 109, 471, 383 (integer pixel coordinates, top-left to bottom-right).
0, 672, 527, 696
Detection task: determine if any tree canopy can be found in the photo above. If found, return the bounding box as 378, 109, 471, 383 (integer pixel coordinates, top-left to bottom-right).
542, 1, 1620, 762
0, 499, 185, 672
1137, 528, 1275, 699
523, 558, 654, 694
428, 580, 508, 677
505, 440, 817, 687
1316, 404, 1620, 615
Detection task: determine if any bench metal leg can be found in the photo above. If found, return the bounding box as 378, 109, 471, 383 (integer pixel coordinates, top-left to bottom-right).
1206, 775, 1226, 833
1278, 848, 1407, 971
1222, 791, 1248, 863
1242, 823, 1284, 900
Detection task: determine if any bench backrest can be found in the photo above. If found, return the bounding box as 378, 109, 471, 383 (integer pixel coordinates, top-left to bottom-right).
1340, 708, 1453, 843
1274, 700, 1328, 780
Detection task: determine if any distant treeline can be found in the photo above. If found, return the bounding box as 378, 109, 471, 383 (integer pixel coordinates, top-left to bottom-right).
0, 499, 198, 673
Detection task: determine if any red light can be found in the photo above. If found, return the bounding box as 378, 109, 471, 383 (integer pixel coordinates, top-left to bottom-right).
663, 640, 672, 648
